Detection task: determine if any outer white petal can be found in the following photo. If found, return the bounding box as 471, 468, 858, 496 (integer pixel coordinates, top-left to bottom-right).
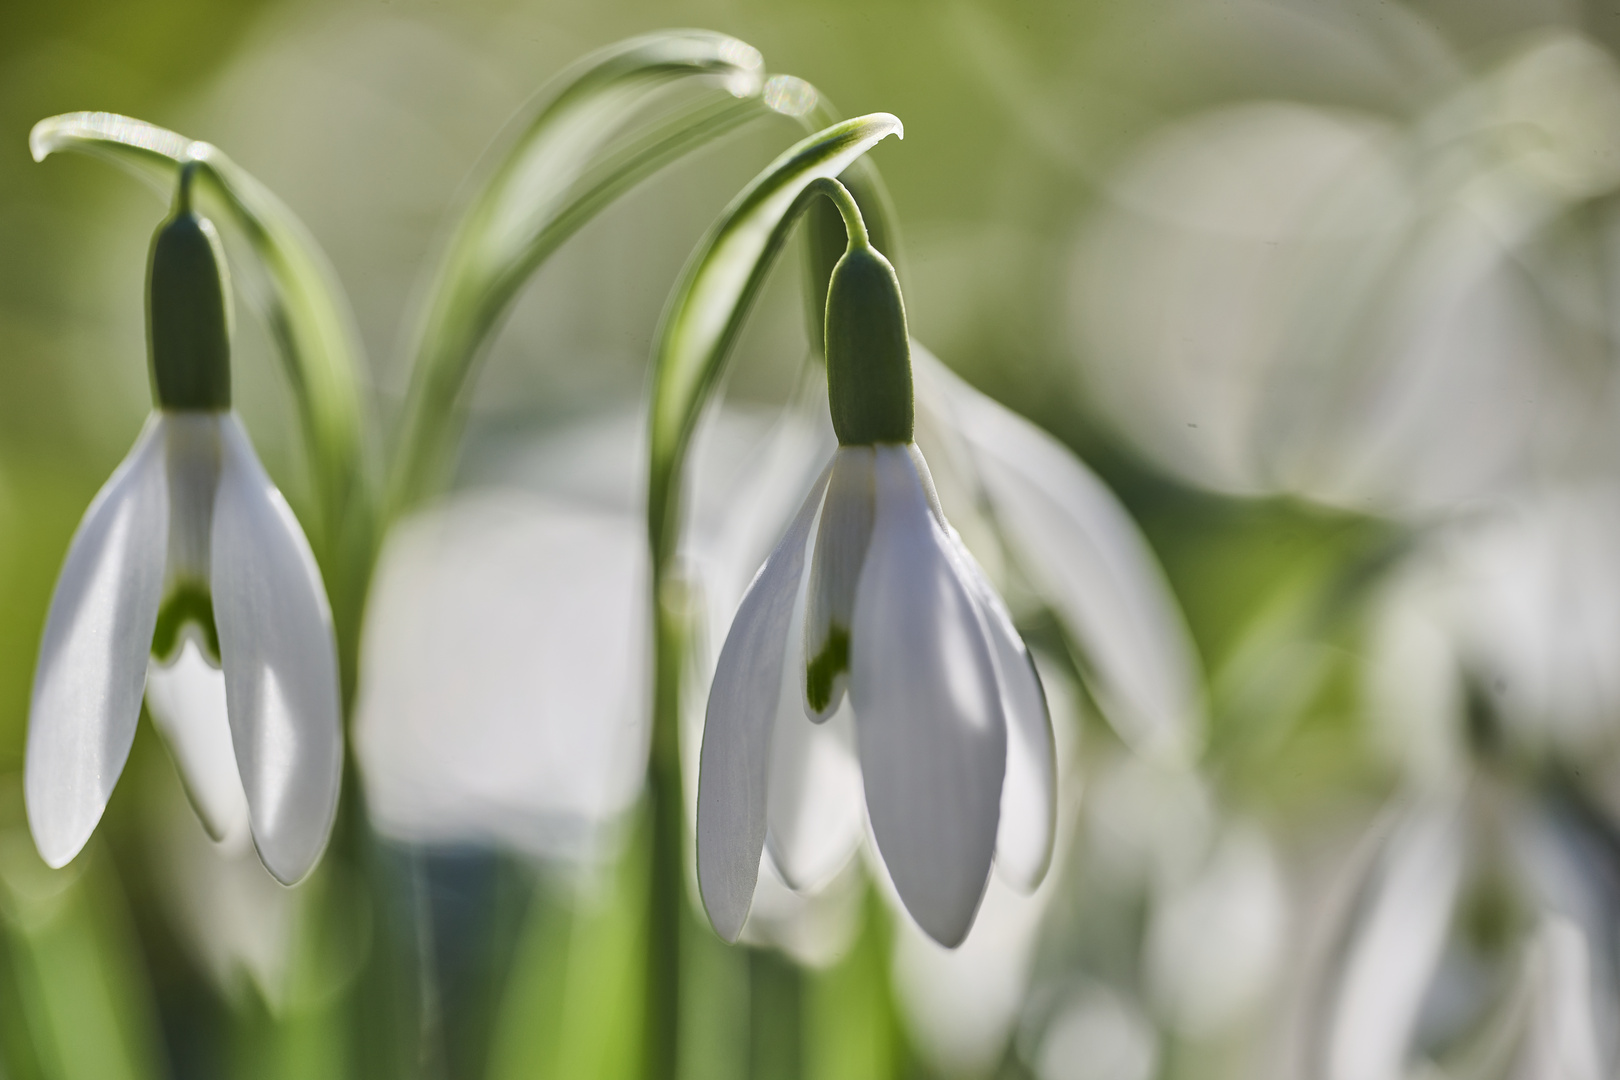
915, 350, 1204, 755
912, 447, 1054, 893
697, 464, 831, 942
210, 415, 342, 886
146, 640, 251, 844
852, 445, 1006, 948
26, 414, 169, 868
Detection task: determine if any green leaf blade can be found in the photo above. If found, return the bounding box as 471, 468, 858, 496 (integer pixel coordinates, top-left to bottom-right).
387, 30, 773, 516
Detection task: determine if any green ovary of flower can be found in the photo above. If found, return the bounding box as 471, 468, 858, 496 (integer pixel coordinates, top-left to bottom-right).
824, 242, 912, 445
148, 204, 232, 412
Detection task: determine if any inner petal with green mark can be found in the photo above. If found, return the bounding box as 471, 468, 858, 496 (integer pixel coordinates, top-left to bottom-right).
804, 447, 875, 721
151, 581, 220, 667
805, 624, 850, 715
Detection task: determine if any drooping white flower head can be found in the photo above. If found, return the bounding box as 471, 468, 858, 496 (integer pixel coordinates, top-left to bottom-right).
24, 194, 342, 885
696, 227, 1056, 947
1301, 783, 1618, 1080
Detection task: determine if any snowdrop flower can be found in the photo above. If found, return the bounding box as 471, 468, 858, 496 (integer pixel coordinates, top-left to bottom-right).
1071, 32, 1620, 518
1302, 783, 1619, 1080
1365, 486, 1620, 774
25, 184, 342, 885
697, 210, 1055, 948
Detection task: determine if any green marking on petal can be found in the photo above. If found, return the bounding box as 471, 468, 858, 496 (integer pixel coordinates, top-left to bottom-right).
805, 624, 850, 714
151, 582, 220, 665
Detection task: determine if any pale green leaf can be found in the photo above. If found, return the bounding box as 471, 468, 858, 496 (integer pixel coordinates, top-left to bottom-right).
387, 30, 776, 515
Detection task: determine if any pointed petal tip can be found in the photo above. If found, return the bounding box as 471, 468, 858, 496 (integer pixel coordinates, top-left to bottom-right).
995, 842, 1052, 896
253, 824, 332, 887
697, 838, 755, 942
907, 888, 983, 950
26, 819, 86, 872
702, 888, 749, 944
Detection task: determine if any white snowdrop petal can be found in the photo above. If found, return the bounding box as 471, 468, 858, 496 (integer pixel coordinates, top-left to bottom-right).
26, 414, 169, 868
915, 350, 1204, 755
211, 415, 342, 886
765, 695, 863, 893
910, 441, 1054, 891
160, 412, 224, 587
804, 447, 875, 721
938, 522, 1054, 893
698, 465, 831, 941
852, 445, 1006, 948
146, 640, 250, 843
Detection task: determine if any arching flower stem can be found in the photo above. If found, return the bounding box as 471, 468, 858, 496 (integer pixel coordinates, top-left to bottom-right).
644, 114, 902, 1079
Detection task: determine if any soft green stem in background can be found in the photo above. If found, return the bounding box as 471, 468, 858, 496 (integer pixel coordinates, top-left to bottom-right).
644, 112, 901, 1080
383, 31, 774, 522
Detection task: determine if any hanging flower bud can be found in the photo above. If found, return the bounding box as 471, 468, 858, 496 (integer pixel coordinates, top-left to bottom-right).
148, 177, 232, 411
824, 238, 912, 445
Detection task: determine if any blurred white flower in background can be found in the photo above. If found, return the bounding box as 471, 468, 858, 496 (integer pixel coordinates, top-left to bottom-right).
1300, 782, 1620, 1080
1144, 823, 1287, 1039
357, 409, 651, 864
357, 486, 649, 863
1071, 31, 1620, 519
1034, 984, 1159, 1080
1366, 486, 1620, 772
1006, 751, 1288, 1080
146, 752, 299, 1008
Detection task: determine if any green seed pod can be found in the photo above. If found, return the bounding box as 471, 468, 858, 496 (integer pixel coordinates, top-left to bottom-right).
824, 243, 912, 445
148, 209, 232, 411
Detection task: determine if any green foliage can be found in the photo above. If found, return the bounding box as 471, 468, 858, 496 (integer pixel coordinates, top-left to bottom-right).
387, 31, 778, 519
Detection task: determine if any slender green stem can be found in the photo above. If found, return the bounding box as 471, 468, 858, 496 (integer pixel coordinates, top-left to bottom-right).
644, 571, 688, 1080
749, 949, 804, 1080
806, 176, 869, 249
384, 93, 769, 521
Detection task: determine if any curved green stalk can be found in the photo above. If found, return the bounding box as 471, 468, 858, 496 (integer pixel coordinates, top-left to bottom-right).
385, 30, 776, 519
792, 90, 905, 347
646, 113, 902, 562
642, 112, 901, 1080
